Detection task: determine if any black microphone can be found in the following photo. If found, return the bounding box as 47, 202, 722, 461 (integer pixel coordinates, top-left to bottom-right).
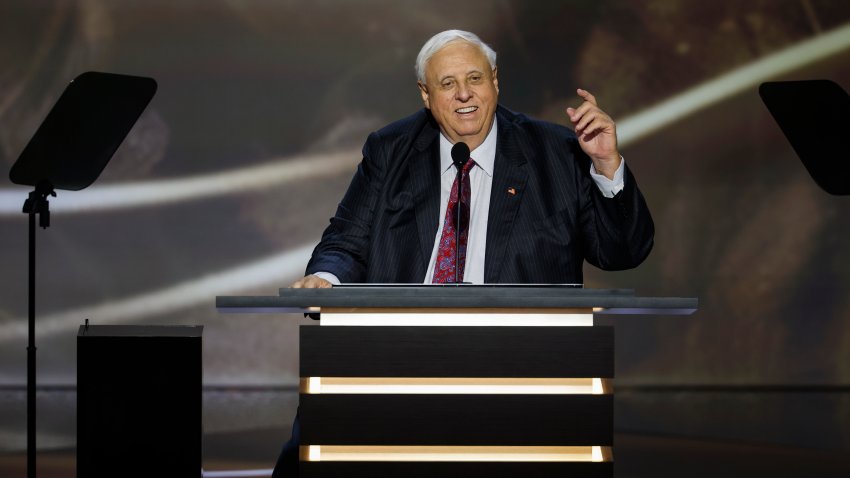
449, 142, 470, 284
451, 141, 470, 170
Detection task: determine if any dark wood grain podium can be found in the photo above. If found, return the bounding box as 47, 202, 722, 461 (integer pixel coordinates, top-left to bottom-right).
218, 286, 696, 478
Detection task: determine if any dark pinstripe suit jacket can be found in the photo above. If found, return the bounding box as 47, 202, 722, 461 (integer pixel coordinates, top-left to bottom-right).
305, 105, 654, 284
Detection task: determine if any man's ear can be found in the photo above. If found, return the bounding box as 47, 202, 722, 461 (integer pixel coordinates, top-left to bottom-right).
492, 67, 499, 94
418, 82, 431, 109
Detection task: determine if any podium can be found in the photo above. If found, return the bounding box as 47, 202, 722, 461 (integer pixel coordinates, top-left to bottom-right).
217, 286, 696, 478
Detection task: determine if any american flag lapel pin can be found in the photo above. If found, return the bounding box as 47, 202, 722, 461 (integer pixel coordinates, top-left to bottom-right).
507, 187, 517, 196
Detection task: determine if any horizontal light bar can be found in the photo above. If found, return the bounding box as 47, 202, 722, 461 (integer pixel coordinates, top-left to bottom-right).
301, 445, 611, 462
320, 308, 593, 326
300, 377, 611, 395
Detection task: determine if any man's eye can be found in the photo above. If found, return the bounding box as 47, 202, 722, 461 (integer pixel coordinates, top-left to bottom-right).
441, 81, 454, 89
469, 75, 481, 82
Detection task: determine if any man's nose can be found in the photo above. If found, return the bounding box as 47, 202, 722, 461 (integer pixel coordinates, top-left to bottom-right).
455, 83, 472, 101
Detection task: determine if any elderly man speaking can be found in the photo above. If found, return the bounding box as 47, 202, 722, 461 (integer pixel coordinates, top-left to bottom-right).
291, 29, 653, 289
276, 29, 656, 476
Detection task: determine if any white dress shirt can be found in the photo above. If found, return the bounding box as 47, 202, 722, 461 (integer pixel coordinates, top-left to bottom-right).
315, 118, 625, 285
422, 119, 498, 284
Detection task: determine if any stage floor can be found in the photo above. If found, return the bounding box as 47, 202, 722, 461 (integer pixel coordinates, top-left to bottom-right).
1, 387, 849, 477
2, 431, 850, 478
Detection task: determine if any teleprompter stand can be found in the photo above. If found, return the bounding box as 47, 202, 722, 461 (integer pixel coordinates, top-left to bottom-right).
8, 71, 156, 478
760, 79, 850, 195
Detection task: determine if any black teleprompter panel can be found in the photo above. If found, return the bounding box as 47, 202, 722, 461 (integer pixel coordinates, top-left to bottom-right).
300, 394, 613, 446
77, 325, 202, 478
301, 462, 613, 478
300, 326, 613, 378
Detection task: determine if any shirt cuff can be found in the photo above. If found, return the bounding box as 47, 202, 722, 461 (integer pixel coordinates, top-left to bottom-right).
312, 271, 341, 285
589, 157, 625, 198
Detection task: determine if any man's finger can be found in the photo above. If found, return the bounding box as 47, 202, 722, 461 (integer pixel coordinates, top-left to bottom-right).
581, 119, 603, 138
575, 107, 611, 132
575, 110, 599, 133
577, 88, 597, 106
582, 117, 613, 137
567, 102, 595, 123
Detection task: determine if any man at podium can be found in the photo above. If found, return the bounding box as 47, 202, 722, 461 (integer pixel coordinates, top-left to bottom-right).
277, 29, 655, 477
291, 29, 653, 288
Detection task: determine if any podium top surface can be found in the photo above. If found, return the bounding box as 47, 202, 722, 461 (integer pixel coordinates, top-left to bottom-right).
216, 286, 697, 315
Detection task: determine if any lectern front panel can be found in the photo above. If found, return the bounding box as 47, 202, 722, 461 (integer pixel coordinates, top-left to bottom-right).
300, 394, 613, 445
300, 322, 614, 477
301, 326, 613, 378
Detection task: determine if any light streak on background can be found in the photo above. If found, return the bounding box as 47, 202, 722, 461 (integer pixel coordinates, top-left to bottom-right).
617, 22, 850, 145
0, 149, 359, 215
2, 22, 848, 217
0, 243, 315, 344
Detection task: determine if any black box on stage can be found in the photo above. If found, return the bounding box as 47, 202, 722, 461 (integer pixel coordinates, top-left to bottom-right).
77, 325, 203, 478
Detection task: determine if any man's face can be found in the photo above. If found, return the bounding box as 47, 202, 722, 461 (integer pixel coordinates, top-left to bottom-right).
418, 41, 499, 149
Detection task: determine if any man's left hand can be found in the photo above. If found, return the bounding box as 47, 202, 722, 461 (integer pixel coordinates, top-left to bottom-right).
566, 88, 621, 179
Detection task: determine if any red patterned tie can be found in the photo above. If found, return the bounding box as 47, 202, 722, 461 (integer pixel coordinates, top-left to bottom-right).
432, 159, 476, 283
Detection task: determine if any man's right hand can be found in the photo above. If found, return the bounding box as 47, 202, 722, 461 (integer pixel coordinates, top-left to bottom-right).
290, 274, 333, 288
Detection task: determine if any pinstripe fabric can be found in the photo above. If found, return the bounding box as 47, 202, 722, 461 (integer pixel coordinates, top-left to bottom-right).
306, 106, 654, 284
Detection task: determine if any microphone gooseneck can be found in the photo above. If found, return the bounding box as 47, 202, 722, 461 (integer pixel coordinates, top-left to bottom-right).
449, 142, 470, 284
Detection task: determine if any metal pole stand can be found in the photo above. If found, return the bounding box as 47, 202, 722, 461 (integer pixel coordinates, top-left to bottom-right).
22, 180, 55, 478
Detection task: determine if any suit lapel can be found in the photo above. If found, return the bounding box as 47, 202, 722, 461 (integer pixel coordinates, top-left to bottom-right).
485, 112, 529, 283
410, 122, 441, 277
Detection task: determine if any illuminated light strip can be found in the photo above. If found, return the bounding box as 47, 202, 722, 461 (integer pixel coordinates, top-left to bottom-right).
300, 445, 610, 462
319, 308, 593, 326
3, 22, 849, 216
617, 22, 850, 147
0, 243, 315, 344
300, 377, 611, 395
0, 148, 359, 215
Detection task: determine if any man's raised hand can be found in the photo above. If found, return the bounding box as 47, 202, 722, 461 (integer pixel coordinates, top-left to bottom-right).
566, 88, 621, 179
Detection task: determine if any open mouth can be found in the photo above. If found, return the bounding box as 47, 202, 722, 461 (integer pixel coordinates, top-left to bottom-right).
455, 106, 478, 114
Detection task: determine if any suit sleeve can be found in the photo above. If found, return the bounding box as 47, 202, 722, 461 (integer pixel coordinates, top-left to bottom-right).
577, 150, 654, 271
305, 132, 386, 282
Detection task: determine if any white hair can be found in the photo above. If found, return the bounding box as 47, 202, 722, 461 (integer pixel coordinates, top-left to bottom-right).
415, 30, 497, 84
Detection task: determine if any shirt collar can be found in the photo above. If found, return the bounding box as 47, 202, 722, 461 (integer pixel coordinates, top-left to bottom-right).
438, 117, 497, 177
